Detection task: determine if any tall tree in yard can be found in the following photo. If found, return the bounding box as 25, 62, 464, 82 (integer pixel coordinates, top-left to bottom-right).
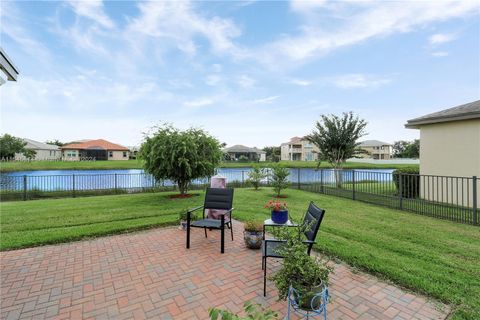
306, 112, 367, 187
140, 125, 223, 195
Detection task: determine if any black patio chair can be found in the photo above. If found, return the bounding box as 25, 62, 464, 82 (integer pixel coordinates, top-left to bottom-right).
261, 201, 326, 296
186, 187, 234, 254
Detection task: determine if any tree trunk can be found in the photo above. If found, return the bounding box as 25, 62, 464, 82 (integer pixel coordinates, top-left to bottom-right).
178, 181, 188, 195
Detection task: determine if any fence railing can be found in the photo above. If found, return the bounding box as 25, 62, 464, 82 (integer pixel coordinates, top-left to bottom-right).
1, 169, 478, 225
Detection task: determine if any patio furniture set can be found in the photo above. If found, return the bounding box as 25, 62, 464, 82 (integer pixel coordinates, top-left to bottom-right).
184, 187, 328, 319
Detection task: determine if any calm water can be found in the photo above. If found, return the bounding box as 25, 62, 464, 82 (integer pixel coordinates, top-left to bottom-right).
0, 168, 394, 191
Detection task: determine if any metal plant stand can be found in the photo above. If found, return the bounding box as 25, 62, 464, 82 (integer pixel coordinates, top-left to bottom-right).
286, 285, 329, 320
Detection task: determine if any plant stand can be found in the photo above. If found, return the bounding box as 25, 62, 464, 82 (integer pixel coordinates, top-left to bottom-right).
286, 285, 329, 320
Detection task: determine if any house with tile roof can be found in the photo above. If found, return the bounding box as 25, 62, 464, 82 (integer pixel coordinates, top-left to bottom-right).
61, 139, 130, 161
14, 138, 61, 160
280, 136, 319, 161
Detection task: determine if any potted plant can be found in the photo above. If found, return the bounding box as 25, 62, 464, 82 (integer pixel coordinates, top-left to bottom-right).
243, 220, 264, 249
270, 226, 332, 313
264, 200, 288, 224
209, 301, 278, 319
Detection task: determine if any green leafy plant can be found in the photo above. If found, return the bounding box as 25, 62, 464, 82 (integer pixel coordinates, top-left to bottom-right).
179, 211, 197, 221
238, 155, 249, 162
0, 134, 34, 160
247, 166, 267, 190
209, 301, 278, 320
244, 220, 263, 232
392, 167, 420, 198
269, 165, 290, 197
270, 225, 332, 303
140, 124, 222, 195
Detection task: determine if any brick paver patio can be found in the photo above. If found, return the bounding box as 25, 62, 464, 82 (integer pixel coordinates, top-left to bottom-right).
1, 221, 449, 319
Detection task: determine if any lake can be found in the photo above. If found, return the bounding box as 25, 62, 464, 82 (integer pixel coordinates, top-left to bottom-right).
0, 168, 394, 191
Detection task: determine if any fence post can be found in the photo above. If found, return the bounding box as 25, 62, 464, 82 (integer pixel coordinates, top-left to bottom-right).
23, 175, 27, 201
297, 168, 301, 189
242, 171, 245, 187
114, 173, 118, 193
399, 173, 403, 210
72, 174, 76, 198
352, 170, 356, 200
320, 169, 324, 194
473, 176, 478, 225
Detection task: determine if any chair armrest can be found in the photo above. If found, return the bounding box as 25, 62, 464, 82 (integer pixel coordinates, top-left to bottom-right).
263, 239, 287, 244
188, 205, 204, 213
303, 240, 316, 245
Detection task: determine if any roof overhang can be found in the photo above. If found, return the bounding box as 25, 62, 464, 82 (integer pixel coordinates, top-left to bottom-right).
405, 112, 480, 129
0, 48, 19, 82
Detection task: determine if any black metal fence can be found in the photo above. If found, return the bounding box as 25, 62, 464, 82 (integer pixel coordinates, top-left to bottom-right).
1, 169, 478, 225
291, 169, 478, 226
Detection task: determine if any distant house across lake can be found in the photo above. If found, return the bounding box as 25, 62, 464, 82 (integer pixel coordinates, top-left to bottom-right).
14, 138, 61, 161
223, 145, 266, 162
358, 140, 393, 160
280, 136, 318, 161
61, 139, 129, 161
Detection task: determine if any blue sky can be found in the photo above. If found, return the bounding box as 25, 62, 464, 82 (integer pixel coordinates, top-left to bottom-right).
1, 0, 479, 148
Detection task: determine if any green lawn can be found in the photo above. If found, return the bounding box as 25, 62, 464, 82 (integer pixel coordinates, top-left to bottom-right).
1, 188, 478, 319
0, 159, 418, 172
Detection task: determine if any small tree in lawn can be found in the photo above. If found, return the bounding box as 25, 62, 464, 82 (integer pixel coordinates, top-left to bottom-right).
270, 165, 290, 197
140, 125, 223, 195
247, 165, 267, 190
306, 112, 367, 187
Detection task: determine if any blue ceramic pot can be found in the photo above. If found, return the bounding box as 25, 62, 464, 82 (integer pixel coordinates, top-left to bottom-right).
271, 210, 288, 224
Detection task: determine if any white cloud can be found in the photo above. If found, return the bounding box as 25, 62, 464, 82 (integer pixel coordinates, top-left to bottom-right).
429, 33, 456, 45
329, 74, 391, 89
183, 98, 215, 107
206, 75, 222, 86
290, 0, 328, 13
66, 0, 114, 29
252, 96, 280, 104
253, 1, 478, 65
0, 2, 52, 62
290, 79, 312, 86
431, 51, 449, 57
237, 75, 256, 88
127, 1, 243, 57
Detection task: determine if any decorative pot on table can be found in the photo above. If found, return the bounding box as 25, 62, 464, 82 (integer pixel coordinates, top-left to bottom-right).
271, 210, 289, 224
243, 231, 263, 249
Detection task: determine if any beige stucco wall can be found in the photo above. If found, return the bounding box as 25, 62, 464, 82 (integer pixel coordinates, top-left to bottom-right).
419, 119, 480, 208
15, 149, 61, 160
62, 149, 80, 161
108, 150, 129, 160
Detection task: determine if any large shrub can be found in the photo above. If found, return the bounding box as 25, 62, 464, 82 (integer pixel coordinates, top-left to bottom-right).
140, 125, 222, 194
392, 167, 420, 198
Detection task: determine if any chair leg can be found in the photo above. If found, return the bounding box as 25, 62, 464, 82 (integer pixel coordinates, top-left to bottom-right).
204, 227, 207, 238
263, 257, 267, 296
186, 213, 190, 249
221, 215, 225, 254
230, 221, 234, 241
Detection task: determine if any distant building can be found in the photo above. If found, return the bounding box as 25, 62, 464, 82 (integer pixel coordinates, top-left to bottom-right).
61, 139, 130, 161
128, 146, 140, 159
223, 145, 266, 162
280, 137, 319, 161
14, 138, 61, 160
358, 140, 392, 159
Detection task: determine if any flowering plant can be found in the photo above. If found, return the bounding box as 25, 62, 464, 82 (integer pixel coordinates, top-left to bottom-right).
264, 200, 288, 211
